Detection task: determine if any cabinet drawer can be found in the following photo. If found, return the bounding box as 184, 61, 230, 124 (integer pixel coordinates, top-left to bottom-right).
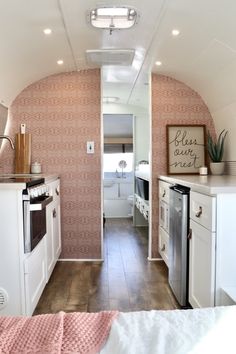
159, 226, 169, 267
159, 180, 170, 203
190, 191, 216, 231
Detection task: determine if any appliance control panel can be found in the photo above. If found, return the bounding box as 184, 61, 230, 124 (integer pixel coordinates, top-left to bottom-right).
28, 184, 49, 199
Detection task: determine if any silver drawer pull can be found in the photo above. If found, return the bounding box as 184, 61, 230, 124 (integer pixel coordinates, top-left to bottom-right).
162, 190, 166, 198
187, 228, 192, 240
55, 187, 60, 196
53, 208, 57, 218
161, 244, 165, 252
195, 206, 202, 218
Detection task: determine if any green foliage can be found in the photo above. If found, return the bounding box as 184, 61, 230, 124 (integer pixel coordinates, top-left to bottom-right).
207, 129, 228, 162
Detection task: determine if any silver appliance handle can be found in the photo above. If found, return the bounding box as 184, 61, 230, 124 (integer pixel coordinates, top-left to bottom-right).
23, 200, 31, 253
30, 196, 53, 211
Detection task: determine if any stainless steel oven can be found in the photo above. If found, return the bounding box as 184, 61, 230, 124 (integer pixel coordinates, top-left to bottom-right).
23, 179, 53, 253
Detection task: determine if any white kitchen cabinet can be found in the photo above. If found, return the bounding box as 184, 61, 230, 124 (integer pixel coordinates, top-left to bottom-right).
189, 220, 215, 308
159, 175, 236, 308
158, 180, 171, 266
24, 237, 47, 315
46, 178, 61, 281
158, 226, 169, 266
189, 190, 236, 308
189, 191, 216, 308
0, 175, 60, 316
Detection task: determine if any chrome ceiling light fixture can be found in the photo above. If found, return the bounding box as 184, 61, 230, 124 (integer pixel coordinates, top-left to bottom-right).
89, 6, 138, 34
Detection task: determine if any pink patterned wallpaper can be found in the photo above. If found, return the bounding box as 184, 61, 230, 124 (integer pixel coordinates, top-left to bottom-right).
151, 74, 215, 258
0, 71, 216, 260
1, 70, 101, 259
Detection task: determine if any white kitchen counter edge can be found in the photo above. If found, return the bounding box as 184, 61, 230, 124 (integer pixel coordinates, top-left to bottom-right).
159, 174, 236, 195
0, 174, 59, 190
135, 170, 150, 181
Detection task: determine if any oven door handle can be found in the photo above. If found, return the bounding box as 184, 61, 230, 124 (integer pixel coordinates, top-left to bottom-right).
30, 196, 53, 211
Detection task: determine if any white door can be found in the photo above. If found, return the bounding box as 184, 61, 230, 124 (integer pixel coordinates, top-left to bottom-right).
24, 238, 47, 315
46, 203, 54, 281
189, 220, 216, 308
53, 203, 61, 260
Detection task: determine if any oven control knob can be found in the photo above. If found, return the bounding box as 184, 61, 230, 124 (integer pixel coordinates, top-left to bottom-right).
29, 188, 35, 198
37, 187, 42, 196
33, 188, 38, 198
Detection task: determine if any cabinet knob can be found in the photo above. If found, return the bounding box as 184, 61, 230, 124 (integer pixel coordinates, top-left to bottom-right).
187, 228, 192, 240
195, 206, 202, 218
162, 190, 166, 198
53, 208, 57, 218
55, 187, 60, 196
161, 244, 165, 252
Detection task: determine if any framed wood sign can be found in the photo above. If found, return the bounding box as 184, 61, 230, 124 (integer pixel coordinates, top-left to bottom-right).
166, 125, 206, 174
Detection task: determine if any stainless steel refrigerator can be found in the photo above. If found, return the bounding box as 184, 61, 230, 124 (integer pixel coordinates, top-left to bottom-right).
169, 185, 190, 307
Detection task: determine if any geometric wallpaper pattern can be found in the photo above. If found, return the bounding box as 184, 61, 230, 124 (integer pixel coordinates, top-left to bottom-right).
151, 74, 215, 258
1, 70, 101, 259
0, 71, 216, 260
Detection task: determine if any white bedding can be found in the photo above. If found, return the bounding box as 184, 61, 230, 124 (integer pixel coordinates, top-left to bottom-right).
100, 306, 236, 354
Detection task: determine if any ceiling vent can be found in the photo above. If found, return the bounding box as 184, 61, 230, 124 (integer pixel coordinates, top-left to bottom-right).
0, 288, 8, 310
86, 49, 135, 66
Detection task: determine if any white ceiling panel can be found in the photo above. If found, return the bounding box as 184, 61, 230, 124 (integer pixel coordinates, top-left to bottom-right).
1, 0, 236, 123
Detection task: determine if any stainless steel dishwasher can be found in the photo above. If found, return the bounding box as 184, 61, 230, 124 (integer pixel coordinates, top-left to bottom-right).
169, 185, 190, 307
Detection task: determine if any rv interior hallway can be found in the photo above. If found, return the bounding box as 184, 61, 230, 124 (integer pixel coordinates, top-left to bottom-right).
34, 219, 179, 315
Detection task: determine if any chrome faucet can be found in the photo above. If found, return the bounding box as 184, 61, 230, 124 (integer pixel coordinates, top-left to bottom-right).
0, 135, 15, 149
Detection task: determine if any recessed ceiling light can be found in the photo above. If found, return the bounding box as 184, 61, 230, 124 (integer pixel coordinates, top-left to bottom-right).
57, 60, 64, 65
43, 28, 52, 35
172, 29, 180, 36
155, 61, 162, 66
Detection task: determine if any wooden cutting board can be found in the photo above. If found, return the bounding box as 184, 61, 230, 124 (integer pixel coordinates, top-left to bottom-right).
15, 133, 31, 174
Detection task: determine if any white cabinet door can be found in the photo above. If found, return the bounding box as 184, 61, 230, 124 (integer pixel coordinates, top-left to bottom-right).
46, 203, 54, 281
45, 178, 61, 281
158, 226, 169, 266
189, 220, 216, 308
24, 238, 47, 315
53, 203, 61, 260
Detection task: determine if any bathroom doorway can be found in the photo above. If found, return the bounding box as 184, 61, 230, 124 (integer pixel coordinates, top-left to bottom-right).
102, 110, 150, 261
103, 114, 134, 219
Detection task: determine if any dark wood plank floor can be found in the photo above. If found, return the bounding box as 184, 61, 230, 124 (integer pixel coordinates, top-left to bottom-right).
34, 218, 179, 315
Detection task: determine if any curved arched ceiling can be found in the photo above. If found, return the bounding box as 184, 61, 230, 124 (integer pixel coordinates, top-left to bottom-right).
1, 0, 236, 156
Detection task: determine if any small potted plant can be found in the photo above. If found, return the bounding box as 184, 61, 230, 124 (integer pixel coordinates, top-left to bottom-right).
207, 129, 228, 175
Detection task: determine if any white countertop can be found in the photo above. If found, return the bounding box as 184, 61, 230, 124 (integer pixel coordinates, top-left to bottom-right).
159, 174, 236, 195
0, 174, 59, 190
135, 170, 150, 181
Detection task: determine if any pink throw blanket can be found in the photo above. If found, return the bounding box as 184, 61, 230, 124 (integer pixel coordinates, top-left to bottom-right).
0, 311, 118, 354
